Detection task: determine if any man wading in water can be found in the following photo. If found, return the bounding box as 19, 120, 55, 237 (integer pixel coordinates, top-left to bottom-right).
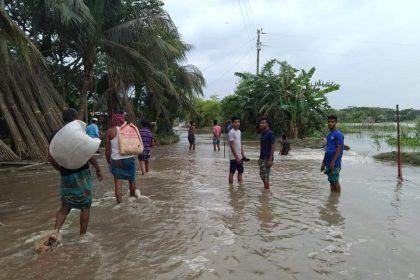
258, 117, 275, 189
106, 112, 140, 203
188, 121, 196, 151
48, 108, 103, 244
228, 117, 246, 184
321, 115, 344, 192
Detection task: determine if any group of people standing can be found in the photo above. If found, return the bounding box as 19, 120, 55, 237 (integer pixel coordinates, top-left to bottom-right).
188, 115, 344, 192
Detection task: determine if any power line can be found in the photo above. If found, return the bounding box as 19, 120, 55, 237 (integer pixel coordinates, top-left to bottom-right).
202, 37, 255, 71
242, 0, 256, 35
237, 0, 253, 40
207, 44, 255, 88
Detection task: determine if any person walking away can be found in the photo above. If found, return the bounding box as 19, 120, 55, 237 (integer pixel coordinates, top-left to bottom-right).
228, 117, 246, 184
86, 117, 99, 139
188, 121, 196, 151
212, 120, 222, 151
138, 120, 154, 175
105, 112, 140, 203
48, 108, 103, 244
321, 115, 344, 192
259, 118, 275, 189
279, 134, 290, 155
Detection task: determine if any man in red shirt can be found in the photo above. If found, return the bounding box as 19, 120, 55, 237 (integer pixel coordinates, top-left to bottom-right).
212, 120, 222, 151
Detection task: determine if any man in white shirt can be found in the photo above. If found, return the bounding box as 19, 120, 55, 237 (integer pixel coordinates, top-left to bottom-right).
228, 117, 246, 184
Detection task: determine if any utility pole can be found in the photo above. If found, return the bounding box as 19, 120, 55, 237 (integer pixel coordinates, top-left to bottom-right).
256, 28, 263, 75
396, 104, 403, 181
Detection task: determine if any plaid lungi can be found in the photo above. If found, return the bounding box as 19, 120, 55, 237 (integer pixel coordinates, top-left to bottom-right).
60, 169, 93, 209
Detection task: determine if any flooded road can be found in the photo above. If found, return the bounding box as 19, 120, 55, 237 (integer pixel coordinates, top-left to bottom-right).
1, 131, 420, 279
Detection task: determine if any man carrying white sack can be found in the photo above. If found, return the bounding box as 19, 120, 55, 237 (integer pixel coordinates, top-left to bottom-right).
48, 108, 103, 244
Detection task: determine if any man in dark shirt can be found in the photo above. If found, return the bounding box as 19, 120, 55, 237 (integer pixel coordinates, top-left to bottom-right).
48, 108, 102, 245
259, 117, 275, 189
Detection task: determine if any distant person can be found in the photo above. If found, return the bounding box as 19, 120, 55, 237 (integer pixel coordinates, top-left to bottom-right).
226, 119, 233, 133
212, 120, 222, 151
228, 117, 246, 184
188, 121, 196, 151
321, 115, 344, 192
86, 117, 99, 139
259, 117, 275, 189
138, 120, 154, 175
48, 108, 103, 244
106, 112, 140, 203
279, 134, 290, 155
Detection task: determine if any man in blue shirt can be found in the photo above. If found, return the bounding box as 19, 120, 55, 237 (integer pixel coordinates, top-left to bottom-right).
259, 117, 275, 189
321, 115, 344, 192
86, 117, 99, 139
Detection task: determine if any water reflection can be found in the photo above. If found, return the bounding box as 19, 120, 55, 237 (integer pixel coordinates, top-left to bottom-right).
256, 190, 275, 232
318, 193, 345, 226
388, 181, 403, 238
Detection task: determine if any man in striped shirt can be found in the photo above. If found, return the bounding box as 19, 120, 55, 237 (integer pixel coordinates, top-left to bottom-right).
138, 120, 154, 175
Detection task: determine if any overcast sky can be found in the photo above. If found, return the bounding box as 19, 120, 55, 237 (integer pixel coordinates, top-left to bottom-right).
164, 0, 420, 109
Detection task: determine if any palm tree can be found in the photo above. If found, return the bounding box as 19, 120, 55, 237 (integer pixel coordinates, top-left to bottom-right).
34, 0, 193, 121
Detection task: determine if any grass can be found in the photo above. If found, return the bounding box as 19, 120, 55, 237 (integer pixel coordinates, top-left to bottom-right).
338, 123, 414, 134
374, 152, 420, 166
386, 136, 420, 147
155, 132, 180, 145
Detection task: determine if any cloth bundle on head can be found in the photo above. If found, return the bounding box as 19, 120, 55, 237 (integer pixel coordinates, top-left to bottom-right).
112, 113, 126, 126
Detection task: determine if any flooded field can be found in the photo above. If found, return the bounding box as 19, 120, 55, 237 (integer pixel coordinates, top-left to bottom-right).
1, 131, 419, 280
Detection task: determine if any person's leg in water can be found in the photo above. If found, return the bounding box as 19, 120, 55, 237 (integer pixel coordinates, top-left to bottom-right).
213, 142, 217, 151
263, 178, 269, 189
53, 203, 71, 232
79, 208, 90, 235
140, 160, 146, 175
128, 180, 137, 197
238, 172, 243, 183
330, 182, 341, 192
145, 160, 150, 173
217, 140, 220, 151
49, 203, 70, 244
114, 178, 123, 203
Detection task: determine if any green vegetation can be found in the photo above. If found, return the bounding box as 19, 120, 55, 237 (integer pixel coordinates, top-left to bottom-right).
374, 152, 420, 166
155, 132, 180, 145
187, 95, 222, 128
220, 60, 340, 138
386, 137, 420, 147
334, 107, 420, 123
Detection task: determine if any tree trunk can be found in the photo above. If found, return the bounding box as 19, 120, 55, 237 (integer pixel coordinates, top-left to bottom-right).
79, 50, 95, 122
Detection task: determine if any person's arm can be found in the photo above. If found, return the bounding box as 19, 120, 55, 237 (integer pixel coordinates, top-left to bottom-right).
48, 153, 61, 172
268, 134, 275, 167
105, 128, 112, 164
88, 156, 103, 181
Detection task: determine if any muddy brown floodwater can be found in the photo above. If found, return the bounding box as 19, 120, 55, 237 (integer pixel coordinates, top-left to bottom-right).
1, 130, 420, 280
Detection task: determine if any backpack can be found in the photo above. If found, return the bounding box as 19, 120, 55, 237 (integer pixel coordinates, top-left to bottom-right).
118, 122, 144, 155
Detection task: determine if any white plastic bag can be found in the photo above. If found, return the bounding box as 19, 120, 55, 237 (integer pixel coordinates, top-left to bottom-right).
49, 120, 101, 169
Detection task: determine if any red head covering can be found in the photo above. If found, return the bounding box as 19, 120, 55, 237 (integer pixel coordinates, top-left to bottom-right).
112, 113, 126, 127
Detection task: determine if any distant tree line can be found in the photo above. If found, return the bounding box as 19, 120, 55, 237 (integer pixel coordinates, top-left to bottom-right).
333, 107, 420, 123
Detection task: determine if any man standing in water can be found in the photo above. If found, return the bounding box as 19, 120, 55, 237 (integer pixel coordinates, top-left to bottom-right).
106, 112, 140, 203
188, 121, 196, 151
138, 120, 154, 175
321, 115, 344, 192
259, 117, 275, 189
48, 108, 103, 243
228, 117, 246, 184
212, 120, 222, 151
